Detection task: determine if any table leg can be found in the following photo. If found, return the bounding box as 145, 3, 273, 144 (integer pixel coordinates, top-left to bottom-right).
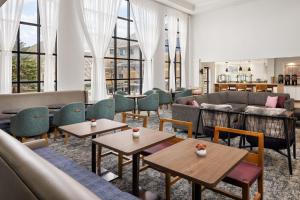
134, 98, 137, 114
132, 153, 140, 196
92, 135, 96, 173
192, 183, 202, 200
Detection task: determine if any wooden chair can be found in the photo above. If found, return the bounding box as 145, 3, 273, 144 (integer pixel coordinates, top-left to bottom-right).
209, 127, 264, 200
97, 112, 148, 179
236, 84, 248, 91
255, 84, 268, 92
140, 118, 193, 200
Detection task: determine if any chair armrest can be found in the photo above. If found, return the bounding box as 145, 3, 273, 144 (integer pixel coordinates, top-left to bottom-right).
24, 139, 48, 150
284, 98, 294, 111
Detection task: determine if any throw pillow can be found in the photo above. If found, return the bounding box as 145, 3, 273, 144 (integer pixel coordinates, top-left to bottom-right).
200, 103, 233, 111
192, 100, 200, 107
186, 100, 194, 106
245, 106, 286, 116
277, 95, 287, 108
265, 96, 278, 108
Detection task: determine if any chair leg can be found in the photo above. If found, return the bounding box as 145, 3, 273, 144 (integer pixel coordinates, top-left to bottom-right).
165, 173, 171, 200
64, 132, 69, 145
242, 185, 250, 200
21, 137, 26, 143
147, 111, 150, 117
54, 128, 59, 141
97, 146, 102, 175
118, 153, 123, 179
293, 142, 296, 159
258, 174, 263, 200
42, 133, 48, 145
287, 146, 293, 175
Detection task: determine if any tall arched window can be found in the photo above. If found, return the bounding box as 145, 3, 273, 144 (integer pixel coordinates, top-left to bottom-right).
12, 0, 57, 93
84, 0, 144, 95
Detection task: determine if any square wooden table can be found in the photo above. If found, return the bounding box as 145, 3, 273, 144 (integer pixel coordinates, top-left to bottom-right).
92, 127, 175, 197
58, 119, 128, 174
144, 138, 248, 200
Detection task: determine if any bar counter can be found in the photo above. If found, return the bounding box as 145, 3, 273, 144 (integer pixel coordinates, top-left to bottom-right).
214, 83, 281, 92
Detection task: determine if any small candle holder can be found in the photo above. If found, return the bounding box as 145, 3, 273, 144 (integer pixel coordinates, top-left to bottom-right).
132, 128, 140, 139
90, 119, 97, 127
196, 143, 207, 157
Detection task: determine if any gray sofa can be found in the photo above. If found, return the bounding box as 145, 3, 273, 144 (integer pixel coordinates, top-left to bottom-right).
172, 91, 294, 134
0, 130, 137, 200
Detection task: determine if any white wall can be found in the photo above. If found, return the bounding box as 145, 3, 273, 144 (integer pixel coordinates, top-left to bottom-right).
192, 0, 300, 62
57, 0, 84, 91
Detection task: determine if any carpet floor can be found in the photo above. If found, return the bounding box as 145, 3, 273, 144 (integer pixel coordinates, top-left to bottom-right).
48, 109, 300, 200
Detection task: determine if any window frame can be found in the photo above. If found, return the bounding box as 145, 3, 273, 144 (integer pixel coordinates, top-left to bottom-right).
164, 26, 182, 91
12, 0, 57, 93
84, 0, 144, 95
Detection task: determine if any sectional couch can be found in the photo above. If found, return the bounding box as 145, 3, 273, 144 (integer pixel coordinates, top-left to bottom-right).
172, 91, 294, 134
0, 130, 137, 200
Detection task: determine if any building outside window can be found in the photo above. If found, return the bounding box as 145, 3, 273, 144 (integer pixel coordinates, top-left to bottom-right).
164, 19, 181, 90
12, 0, 57, 93
84, 0, 144, 96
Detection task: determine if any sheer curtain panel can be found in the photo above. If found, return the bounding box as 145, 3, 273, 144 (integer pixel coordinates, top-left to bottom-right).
76, 0, 121, 101
130, 0, 163, 93
179, 13, 188, 88
38, 0, 60, 92
166, 11, 178, 91
0, 0, 23, 93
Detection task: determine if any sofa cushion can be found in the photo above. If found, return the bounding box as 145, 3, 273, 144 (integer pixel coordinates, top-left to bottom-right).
265, 96, 278, 108
227, 91, 248, 104
207, 92, 227, 104
245, 106, 286, 116
248, 92, 269, 106
175, 96, 195, 105
277, 95, 287, 108
194, 95, 209, 105
201, 103, 233, 111
227, 103, 247, 112
34, 148, 137, 200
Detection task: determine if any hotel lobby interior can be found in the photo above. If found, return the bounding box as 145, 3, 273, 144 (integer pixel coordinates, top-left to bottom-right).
0, 0, 299, 199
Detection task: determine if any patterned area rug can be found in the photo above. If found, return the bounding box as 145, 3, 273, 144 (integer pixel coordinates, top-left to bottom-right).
48, 109, 300, 200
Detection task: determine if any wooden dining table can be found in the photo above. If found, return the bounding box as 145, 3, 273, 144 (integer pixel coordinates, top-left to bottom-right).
92, 127, 175, 197
58, 119, 128, 181
144, 138, 248, 200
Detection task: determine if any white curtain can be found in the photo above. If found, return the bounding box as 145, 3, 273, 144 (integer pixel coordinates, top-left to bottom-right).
0, 0, 23, 93
130, 0, 163, 93
179, 13, 188, 88
167, 12, 178, 91
76, 0, 121, 101
38, 0, 60, 92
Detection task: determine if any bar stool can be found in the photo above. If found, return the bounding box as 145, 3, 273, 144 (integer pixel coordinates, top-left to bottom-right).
236, 84, 247, 91
219, 84, 229, 91
256, 84, 268, 92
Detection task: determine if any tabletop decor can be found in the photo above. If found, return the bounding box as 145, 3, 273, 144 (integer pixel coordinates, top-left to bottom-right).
196, 143, 207, 157
132, 128, 140, 138
90, 119, 97, 127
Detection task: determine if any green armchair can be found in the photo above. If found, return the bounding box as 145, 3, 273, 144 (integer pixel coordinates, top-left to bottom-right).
86, 99, 115, 120
144, 90, 155, 96
156, 90, 172, 108
114, 94, 135, 113
115, 90, 127, 96
10, 107, 49, 143
137, 93, 160, 117
174, 89, 193, 101
53, 102, 86, 144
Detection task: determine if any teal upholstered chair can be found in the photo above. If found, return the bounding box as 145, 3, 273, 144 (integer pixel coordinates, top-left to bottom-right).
115, 90, 127, 96
156, 90, 172, 108
53, 102, 85, 144
144, 90, 155, 96
86, 99, 115, 120
137, 93, 160, 117
10, 107, 49, 143
176, 87, 186, 92
174, 89, 193, 101
114, 94, 135, 113
153, 87, 162, 91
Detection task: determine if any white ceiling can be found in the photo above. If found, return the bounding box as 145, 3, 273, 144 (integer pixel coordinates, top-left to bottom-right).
184, 0, 252, 13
